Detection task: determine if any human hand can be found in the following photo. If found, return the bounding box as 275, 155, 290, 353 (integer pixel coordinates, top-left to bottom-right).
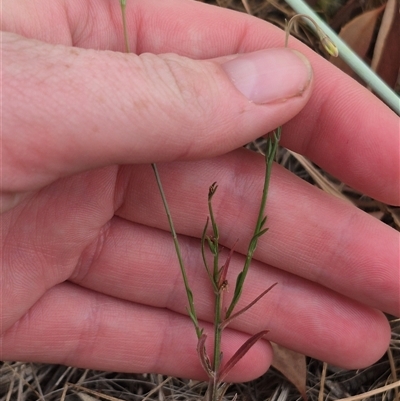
1, 0, 399, 382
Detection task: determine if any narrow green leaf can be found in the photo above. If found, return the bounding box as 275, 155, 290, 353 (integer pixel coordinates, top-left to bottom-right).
225, 272, 244, 318
206, 236, 218, 255
220, 283, 278, 330
254, 227, 269, 239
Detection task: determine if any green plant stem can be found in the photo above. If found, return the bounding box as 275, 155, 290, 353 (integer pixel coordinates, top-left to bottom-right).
207, 130, 281, 400
211, 291, 222, 401
284, 0, 400, 115
120, 0, 130, 54
151, 164, 202, 339
225, 128, 281, 319
206, 187, 223, 400
120, 0, 202, 340
119, 2, 201, 338
255, 130, 280, 235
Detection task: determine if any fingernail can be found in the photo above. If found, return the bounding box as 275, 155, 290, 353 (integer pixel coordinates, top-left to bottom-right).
221, 48, 312, 104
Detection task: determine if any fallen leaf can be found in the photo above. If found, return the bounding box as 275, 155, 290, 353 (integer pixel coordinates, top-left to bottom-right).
329, 0, 362, 31
271, 342, 307, 400
330, 5, 385, 82
370, 0, 400, 89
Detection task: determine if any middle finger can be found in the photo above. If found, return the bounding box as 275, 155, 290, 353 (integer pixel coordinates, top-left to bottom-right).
113, 148, 399, 316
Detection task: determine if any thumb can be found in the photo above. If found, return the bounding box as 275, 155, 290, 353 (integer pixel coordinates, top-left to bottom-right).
3, 33, 312, 198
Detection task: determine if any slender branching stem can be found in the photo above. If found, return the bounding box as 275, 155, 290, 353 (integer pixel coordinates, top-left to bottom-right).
119, 0, 202, 339
120, 0, 130, 53
151, 164, 203, 338
119, 2, 343, 400
225, 128, 281, 319
225, 10, 340, 320
205, 185, 224, 401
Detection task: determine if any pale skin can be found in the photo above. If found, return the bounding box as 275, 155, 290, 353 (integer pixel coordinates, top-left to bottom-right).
1, 0, 399, 383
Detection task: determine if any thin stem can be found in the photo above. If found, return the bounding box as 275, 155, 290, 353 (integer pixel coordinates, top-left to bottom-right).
152, 164, 202, 339
211, 292, 222, 401
119, 2, 201, 337
201, 218, 217, 291
120, 0, 130, 53
206, 185, 223, 400
225, 128, 281, 319
255, 129, 280, 234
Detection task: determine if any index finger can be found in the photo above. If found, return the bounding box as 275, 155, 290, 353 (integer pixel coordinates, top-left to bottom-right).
115, 0, 399, 206
6, 0, 399, 204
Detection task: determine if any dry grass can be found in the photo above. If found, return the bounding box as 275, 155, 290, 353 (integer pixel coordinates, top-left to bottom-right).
2, 0, 399, 400
2, 332, 399, 401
